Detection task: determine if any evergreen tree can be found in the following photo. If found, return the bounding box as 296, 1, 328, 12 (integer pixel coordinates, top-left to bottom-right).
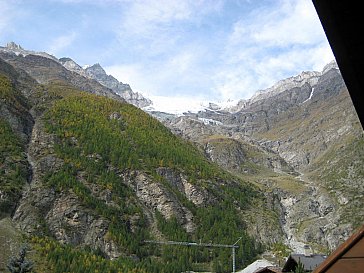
294, 259, 306, 273
7, 245, 33, 273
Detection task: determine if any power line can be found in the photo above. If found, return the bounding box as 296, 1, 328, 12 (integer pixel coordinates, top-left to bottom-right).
144, 240, 239, 249
144, 237, 242, 273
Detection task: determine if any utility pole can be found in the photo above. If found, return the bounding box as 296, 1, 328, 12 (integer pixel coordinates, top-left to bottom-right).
144, 238, 242, 272
232, 237, 242, 273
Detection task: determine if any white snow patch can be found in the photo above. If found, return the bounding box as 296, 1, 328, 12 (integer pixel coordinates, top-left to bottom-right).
1, 43, 59, 62
14, 51, 23, 56
143, 95, 210, 115
142, 95, 243, 115
198, 118, 223, 126
302, 87, 315, 104
216, 98, 240, 109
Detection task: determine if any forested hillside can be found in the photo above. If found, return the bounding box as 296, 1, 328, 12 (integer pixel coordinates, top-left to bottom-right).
0, 57, 268, 272
2, 46, 363, 272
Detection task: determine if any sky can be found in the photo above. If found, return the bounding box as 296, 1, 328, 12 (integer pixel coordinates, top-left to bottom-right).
0, 0, 334, 112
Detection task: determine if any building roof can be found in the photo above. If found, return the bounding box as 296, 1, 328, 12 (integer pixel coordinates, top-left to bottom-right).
238, 259, 274, 273
282, 254, 326, 272
253, 266, 282, 273
312, 1, 364, 129
313, 224, 364, 273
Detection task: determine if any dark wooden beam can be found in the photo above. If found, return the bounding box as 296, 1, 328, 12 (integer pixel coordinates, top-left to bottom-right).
312, 0, 364, 129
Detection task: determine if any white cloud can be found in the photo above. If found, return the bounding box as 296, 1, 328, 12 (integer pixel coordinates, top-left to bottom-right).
121, 0, 222, 34
102, 1, 225, 103
0, 2, 9, 32
47, 32, 77, 56
125, 1, 192, 27
0, 1, 17, 35
248, 0, 323, 47
105, 44, 214, 100
168, 51, 195, 74
105, 63, 154, 95
214, 0, 334, 101
163, 46, 210, 79
4, 0, 334, 112
106, 0, 334, 104
226, 0, 328, 57
49, 0, 127, 4
115, 0, 223, 57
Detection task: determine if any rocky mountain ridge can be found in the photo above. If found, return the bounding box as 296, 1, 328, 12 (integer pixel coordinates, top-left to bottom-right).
59, 58, 152, 108
0, 54, 269, 272
240, 62, 338, 110
0, 42, 59, 62
180, 61, 337, 115
1, 43, 363, 272
0, 42, 152, 108
159, 61, 363, 253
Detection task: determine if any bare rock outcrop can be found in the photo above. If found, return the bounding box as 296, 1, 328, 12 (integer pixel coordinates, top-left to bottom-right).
122, 170, 197, 233
12, 114, 122, 259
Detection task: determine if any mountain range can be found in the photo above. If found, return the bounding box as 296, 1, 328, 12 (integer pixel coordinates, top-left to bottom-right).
160, 59, 364, 252
0, 42, 363, 272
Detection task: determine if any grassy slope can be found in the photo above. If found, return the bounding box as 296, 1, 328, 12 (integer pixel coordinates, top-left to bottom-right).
257, 88, 361, 163
255, 85, 364, 230
252, 87, 364, 252
198, 87, 364, 256
202, 135, 305, 195
307, 133, 364, 228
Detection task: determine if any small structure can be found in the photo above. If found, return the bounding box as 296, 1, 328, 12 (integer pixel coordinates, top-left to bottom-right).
313, 224, 364, 273
282, 245, 326, 272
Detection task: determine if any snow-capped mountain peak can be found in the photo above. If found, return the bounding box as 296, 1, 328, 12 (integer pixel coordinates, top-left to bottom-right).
0, 42, 59, 62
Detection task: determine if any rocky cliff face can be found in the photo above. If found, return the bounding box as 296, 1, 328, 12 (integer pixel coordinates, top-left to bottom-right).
160, 61, 364, 252
59, 58, 152, 108
0, 59, 34, 220
0, 51, 123, 102
0, 42, 59, 62
84, 63, 152, 108
10, 114, 124, 259
59, 57, 89, 78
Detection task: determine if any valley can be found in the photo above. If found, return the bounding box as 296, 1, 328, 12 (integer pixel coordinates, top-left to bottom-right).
0, 42, 363, 272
